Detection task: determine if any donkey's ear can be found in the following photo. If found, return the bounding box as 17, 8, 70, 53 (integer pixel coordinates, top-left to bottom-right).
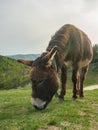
17, 59, 33, 66
46, 46, 57, 67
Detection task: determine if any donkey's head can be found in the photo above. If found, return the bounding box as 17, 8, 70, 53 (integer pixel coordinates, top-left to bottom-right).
17, 47, 59, 110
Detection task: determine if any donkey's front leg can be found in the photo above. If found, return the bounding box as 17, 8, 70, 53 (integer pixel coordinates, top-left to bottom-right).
72, 66, 79, 99
59, 65, 67, 101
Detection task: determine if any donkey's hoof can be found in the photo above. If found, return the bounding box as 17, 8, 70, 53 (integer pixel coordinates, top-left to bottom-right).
72, 95, 78, 100
59, 98, 64, 102
58, 96, 64, 102
79, 95, 84, 98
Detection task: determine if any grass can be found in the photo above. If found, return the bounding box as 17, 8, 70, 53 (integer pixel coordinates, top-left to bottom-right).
84, 70, 98, 86
0, 87, 98, 130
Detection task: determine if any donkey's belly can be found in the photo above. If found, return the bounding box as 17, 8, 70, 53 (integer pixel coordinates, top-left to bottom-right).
64, 59, 91, 68
78, 59, 91, 68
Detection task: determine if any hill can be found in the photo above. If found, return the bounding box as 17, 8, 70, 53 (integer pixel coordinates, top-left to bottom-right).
8, 54, 40, 60
0, 55, 30, 89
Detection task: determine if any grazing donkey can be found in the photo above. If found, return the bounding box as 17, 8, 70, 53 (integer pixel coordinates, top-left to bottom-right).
17, 24, 93, 110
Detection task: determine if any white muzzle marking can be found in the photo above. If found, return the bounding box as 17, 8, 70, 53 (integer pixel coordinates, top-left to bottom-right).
31, 98, 46, 109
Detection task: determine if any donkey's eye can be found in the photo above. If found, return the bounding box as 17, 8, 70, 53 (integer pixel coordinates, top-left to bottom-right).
36, 80, 44, 86
33, 80, 44, 86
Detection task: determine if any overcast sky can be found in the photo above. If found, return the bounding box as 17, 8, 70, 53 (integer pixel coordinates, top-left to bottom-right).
0, 0, 98, 55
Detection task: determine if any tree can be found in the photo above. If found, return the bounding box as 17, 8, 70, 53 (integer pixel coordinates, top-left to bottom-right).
92, 44, 98, 63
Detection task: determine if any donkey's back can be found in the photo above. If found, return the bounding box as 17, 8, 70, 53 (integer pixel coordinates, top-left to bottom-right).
47, 24, 93, 68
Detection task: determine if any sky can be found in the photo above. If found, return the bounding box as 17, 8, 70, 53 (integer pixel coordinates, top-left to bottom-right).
0, 0, 98, 55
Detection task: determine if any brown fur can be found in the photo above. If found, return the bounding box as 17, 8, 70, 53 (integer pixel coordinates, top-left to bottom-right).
17, 24, 93, 109
30, 66, 59, 102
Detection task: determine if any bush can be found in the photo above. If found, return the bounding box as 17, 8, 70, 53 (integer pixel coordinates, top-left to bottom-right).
92, 44, 98, 63
0, 55, 30, 89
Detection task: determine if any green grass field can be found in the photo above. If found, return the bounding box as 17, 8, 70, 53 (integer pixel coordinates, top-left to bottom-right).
0, 86, 98, 130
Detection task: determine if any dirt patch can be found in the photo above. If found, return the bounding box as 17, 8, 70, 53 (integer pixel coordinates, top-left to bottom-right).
78, 110, 86, 116
90, 119, 98, 130
60, 121, 71, 127
39, 126, 60, 130
47, 126, 61, 130
84, 85, 98, 90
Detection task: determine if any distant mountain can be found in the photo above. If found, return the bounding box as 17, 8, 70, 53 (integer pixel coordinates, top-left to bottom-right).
8, 54, 40, 60
0, 55, 30, 89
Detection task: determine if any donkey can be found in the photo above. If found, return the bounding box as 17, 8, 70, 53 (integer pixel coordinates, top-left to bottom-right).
17, 24, 93, 110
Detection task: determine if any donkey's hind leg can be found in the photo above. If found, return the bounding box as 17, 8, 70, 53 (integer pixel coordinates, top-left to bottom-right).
76, 71, 80, 95
72, 66, 79, 99
59, 65, 67, 101
79, 65, 89, 98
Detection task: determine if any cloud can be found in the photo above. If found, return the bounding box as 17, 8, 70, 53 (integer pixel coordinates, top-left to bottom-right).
0, 0, 98, 55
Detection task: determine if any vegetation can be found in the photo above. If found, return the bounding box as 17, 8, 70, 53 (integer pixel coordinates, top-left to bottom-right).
0, 55, 30, 89
0, 87, 98, 130
92, 44, 98, 63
